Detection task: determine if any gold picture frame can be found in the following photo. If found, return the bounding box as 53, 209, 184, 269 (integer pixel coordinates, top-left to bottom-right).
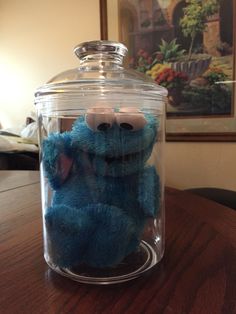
100, 0, 236, 142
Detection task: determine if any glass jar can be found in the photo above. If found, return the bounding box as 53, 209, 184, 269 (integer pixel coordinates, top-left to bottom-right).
35, 40, 167, 284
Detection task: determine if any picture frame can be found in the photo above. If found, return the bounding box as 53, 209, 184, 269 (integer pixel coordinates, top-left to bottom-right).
100, 0, 236, 141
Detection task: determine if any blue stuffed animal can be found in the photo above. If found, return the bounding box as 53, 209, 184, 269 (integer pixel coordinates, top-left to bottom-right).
43, 106, 160, 269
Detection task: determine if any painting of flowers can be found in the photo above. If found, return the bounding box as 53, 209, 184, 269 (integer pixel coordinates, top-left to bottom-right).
118, 0, 234, 117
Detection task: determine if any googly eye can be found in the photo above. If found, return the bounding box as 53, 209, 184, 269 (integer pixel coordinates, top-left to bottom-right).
86, 110, 115, 132
115, 113, 147, 131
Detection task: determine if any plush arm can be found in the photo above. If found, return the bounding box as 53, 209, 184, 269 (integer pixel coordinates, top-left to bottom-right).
42, 132, 74, 189
138, 166, 161, 217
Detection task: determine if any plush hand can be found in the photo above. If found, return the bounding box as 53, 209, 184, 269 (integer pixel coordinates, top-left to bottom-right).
42, 132, 73, 189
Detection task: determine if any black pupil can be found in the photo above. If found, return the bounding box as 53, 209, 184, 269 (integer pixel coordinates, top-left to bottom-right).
97, 123, 110, 131
120, 123, 133, 130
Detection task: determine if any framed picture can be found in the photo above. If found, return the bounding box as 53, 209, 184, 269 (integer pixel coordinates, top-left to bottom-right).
100, 0, 236, 141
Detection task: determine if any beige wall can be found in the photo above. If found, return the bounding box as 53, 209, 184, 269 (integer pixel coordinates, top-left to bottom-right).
0, 0, 235, 191
0, 0, 100, 128
165, 142, 236, 191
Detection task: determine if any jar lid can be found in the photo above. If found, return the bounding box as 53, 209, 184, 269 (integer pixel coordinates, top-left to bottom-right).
35, 40, 167, 99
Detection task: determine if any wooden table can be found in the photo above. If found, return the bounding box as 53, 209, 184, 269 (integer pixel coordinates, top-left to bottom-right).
0, 171, 235, 314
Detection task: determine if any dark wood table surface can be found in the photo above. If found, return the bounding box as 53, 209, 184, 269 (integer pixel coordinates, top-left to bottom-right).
0, 171, 235, 314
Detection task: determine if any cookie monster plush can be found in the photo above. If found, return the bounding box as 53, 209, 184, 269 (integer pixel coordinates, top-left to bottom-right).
42, 106, 160, 269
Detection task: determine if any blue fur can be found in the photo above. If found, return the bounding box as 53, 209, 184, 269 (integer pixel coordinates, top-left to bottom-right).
43, 113, 160, 268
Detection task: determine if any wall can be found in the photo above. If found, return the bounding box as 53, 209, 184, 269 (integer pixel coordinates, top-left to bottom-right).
0, 0, 235, 191
0, 0, 100, 128
165, 142, 236, 191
